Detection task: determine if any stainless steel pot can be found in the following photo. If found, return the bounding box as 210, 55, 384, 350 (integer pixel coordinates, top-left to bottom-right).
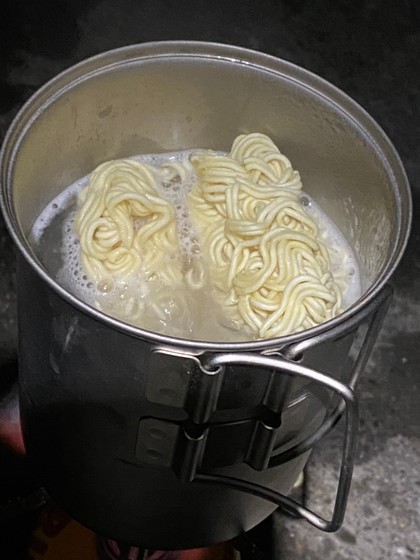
0, 42, 411, 549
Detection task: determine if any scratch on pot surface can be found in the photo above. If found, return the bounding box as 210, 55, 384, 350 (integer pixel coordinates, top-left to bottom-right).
63, 317, 79, 354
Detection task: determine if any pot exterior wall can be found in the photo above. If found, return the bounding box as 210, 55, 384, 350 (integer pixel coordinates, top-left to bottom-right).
18, 255, 316, 548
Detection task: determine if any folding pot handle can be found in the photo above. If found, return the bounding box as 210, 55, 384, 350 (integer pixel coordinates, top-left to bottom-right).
194, 287, 392, 532
195, 351, 358, 532
151, 287, 392, 532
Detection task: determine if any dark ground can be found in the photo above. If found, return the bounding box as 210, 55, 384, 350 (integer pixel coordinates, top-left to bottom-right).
0, 1, 419, 558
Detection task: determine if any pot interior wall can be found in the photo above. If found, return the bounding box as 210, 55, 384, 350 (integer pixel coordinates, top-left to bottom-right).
6, 47, 407, 302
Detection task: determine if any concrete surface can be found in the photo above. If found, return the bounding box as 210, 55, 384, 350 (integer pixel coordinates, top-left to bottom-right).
0, 1, 419, 558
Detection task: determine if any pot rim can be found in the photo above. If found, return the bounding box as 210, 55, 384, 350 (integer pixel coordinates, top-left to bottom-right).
0, 40, 412, 351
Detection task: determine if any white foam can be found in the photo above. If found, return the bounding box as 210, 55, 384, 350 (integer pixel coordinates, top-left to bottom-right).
131, 151, 201, 259
302, 195, 361, 309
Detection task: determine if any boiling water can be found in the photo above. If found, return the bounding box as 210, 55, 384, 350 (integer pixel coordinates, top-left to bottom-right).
31, 150, 361, 341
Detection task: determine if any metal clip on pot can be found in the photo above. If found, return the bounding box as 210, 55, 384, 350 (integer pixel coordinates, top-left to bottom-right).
144, 286, 392, 533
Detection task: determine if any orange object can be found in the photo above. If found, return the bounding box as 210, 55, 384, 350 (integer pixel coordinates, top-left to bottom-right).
28, 505, 101, 560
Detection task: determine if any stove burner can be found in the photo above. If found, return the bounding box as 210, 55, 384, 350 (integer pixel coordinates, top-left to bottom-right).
25, 474, 306, 560
27, 503, 259, 560
11, 457, 308, 559
98, 538, 237, 560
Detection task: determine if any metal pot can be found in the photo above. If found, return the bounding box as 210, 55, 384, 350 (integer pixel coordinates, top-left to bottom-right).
0, 42, 411, 549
